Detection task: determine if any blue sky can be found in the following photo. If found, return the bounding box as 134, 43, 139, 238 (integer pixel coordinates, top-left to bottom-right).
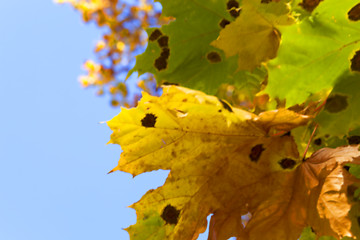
0, 1, 215, 240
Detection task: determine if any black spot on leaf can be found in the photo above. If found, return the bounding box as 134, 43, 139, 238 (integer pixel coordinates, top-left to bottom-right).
299, 0, 323, 12
219, 19, 231, 28
218, 98, 233, 112
162, 81, 179, 86
149, 29, 162, 41
161, 205, 180, 225
324, 94, 348, 113
154, 56, 167, 71
249, 144, 265, 162
157, 36, 169, 47
348, 136, 360, 145
351, 50, 360, 72
279, 158, 297, 169
357, 216, 360, 226
141, 113, 157, 128
160, 47, 170, 59
229, 9, 241, 18
261, 0, 272, 3
348, 3, 360, 21
313, 138, 322, 146
227, 0, 239, 9
206, 52, 222, 63
343, 165, 350, 172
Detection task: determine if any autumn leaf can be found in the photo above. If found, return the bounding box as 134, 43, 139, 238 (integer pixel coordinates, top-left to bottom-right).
108, 86, 326, 239
211, 0, 294, 70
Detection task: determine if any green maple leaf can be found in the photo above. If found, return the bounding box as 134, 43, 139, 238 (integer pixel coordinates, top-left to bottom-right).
265, 0, 360, 107
129, 0, 266, 96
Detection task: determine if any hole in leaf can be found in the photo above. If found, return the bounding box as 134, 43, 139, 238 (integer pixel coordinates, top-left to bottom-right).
157, 36, 169, 47
219, 19, 231, 28
154, 56, 167, 71
299, 0, 323, 12
229, 8, 241, 18
313, 138, 322, 146
279, 158, 296, 169
348, 3, 360, 21
218, 98, 233, 112
351, 50, 360, 72
344, 165, 350, 172
141, 113, 157, 128
249, 144, 265, 162
227, 0, 239, 10
348, 136, 360, 145
149, 29, 162, 41
161, 204, 180, 225
206, 51, 222, 63
160, 47, 170, 59
324, 94, 348, 113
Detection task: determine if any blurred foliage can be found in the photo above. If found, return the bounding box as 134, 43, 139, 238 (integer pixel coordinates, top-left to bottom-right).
57, 0, 171, 107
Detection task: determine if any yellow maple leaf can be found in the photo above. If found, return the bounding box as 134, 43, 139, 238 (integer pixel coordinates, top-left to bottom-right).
211, 0, 294, 71
107, 86, 360, 240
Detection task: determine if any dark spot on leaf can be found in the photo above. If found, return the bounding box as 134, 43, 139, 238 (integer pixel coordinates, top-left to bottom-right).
157, 36, 169, 47
160, 47, 170, 59
218, 98, 233, 112
227, 0, 239, 9
299, 0, 323, 12
351, 50, 360, 72
219, 19, 231, 28
154, 56, 167, 71
311, 227, 315, 233
162, 81, 178, 86
141, 113, 157, 128
325, 134, 330, 138
324, 94, 348, 113
206, 52, 222, 63
149, 29, 162, 41
348, 136, 360, 145
281, 131, 291, 137
279, 158, 297, 169
313, 138, 322, 146
161, 205, 180, 225
249, 144, 265, 162
348, 3, 360, 21
218, 109, 222, 112
261, 0, 272, 3
357, 216, 360, 226
171, 151, 177, 158
229, 8, 241, 18
344, 165, 350, 172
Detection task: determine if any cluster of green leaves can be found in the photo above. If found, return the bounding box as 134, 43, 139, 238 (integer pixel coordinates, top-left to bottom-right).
104, 0, 360, 239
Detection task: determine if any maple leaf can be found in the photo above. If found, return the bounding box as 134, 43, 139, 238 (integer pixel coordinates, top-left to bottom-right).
265, 0, 360, 107
211, 0, 295, 71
